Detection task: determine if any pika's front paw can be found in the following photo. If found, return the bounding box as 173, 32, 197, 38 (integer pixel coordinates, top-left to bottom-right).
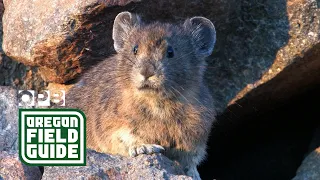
129, 144, 165, 157
185, 166, 201, 180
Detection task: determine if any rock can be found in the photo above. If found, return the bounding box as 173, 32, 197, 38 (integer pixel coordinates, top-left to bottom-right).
0, 151, 42, 180
224, 0, 320, 116
0, 0, 25, 87
0, 52, 25, 87
292, 147, 320, 180
2, 0, 140, 83
0, 0, 46, 89
0, 86, 18, 151
42, 149, 191, 180
292, 127, 320, 180
0, 53, 46, 91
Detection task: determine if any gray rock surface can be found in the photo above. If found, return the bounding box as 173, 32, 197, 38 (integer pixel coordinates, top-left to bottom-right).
0, 151, 42, 180
293, 127, 320, 180
42, 149, 191, 180
0, 0, 26, 87
0, 86, 18, 151
0, 0, 46, 90
292, 147, 320, 180
224, 0, 320, 116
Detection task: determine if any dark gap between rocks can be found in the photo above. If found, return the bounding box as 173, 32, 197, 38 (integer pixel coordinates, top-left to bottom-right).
199, 84, 320, 180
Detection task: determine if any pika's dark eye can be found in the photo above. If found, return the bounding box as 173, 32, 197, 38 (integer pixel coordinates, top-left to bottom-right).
167, 46, 174, 58
133, 45, 138, 55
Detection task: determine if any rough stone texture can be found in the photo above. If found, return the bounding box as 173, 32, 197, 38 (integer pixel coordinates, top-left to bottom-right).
0, 0, 47, 90
0, 0, 26, 87
225, 0, 320, 116
0, 52, 26, 87
0, 151, 42, 180
292, 127, 320, 180
0, 86, 18, 151
293, 147, 320, 180
0, 54, 47, 91
42, 149, 191, 180
2, 0, 140, 83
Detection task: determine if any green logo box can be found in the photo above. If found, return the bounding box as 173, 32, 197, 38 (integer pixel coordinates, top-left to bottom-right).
19, 109, 86, 166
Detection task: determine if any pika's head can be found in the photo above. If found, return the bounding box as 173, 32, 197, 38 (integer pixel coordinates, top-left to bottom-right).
113, 12, 216, 99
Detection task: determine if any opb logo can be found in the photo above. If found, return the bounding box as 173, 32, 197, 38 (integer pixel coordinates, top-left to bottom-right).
19, 109, 86, 166
18, 90, 65, 107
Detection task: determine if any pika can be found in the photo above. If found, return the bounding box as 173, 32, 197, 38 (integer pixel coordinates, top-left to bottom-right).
66, 11, 216, 179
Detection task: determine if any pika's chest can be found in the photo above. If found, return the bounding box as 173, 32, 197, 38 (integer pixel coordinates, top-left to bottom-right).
130, 107, 206, 151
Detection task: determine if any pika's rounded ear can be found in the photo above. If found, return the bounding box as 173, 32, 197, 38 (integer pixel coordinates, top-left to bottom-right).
113, 11, 141, 52
184, 17, 216, 57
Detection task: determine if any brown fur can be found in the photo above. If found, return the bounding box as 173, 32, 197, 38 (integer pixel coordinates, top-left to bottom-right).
66, 12, 216, 179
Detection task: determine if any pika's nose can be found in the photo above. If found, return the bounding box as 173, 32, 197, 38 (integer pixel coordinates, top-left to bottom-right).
140, 62, 155, 79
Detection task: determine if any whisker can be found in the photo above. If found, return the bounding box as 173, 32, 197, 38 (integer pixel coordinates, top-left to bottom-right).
169, 85, 191, 104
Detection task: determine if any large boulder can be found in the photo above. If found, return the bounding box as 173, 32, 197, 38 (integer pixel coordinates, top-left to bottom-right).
0, 0, 25, 87
0, 86, 18, 151
0, 151, 42, 180
43, 149, 191, 180
0, 0, 46, 90
2, 0, 140, 83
